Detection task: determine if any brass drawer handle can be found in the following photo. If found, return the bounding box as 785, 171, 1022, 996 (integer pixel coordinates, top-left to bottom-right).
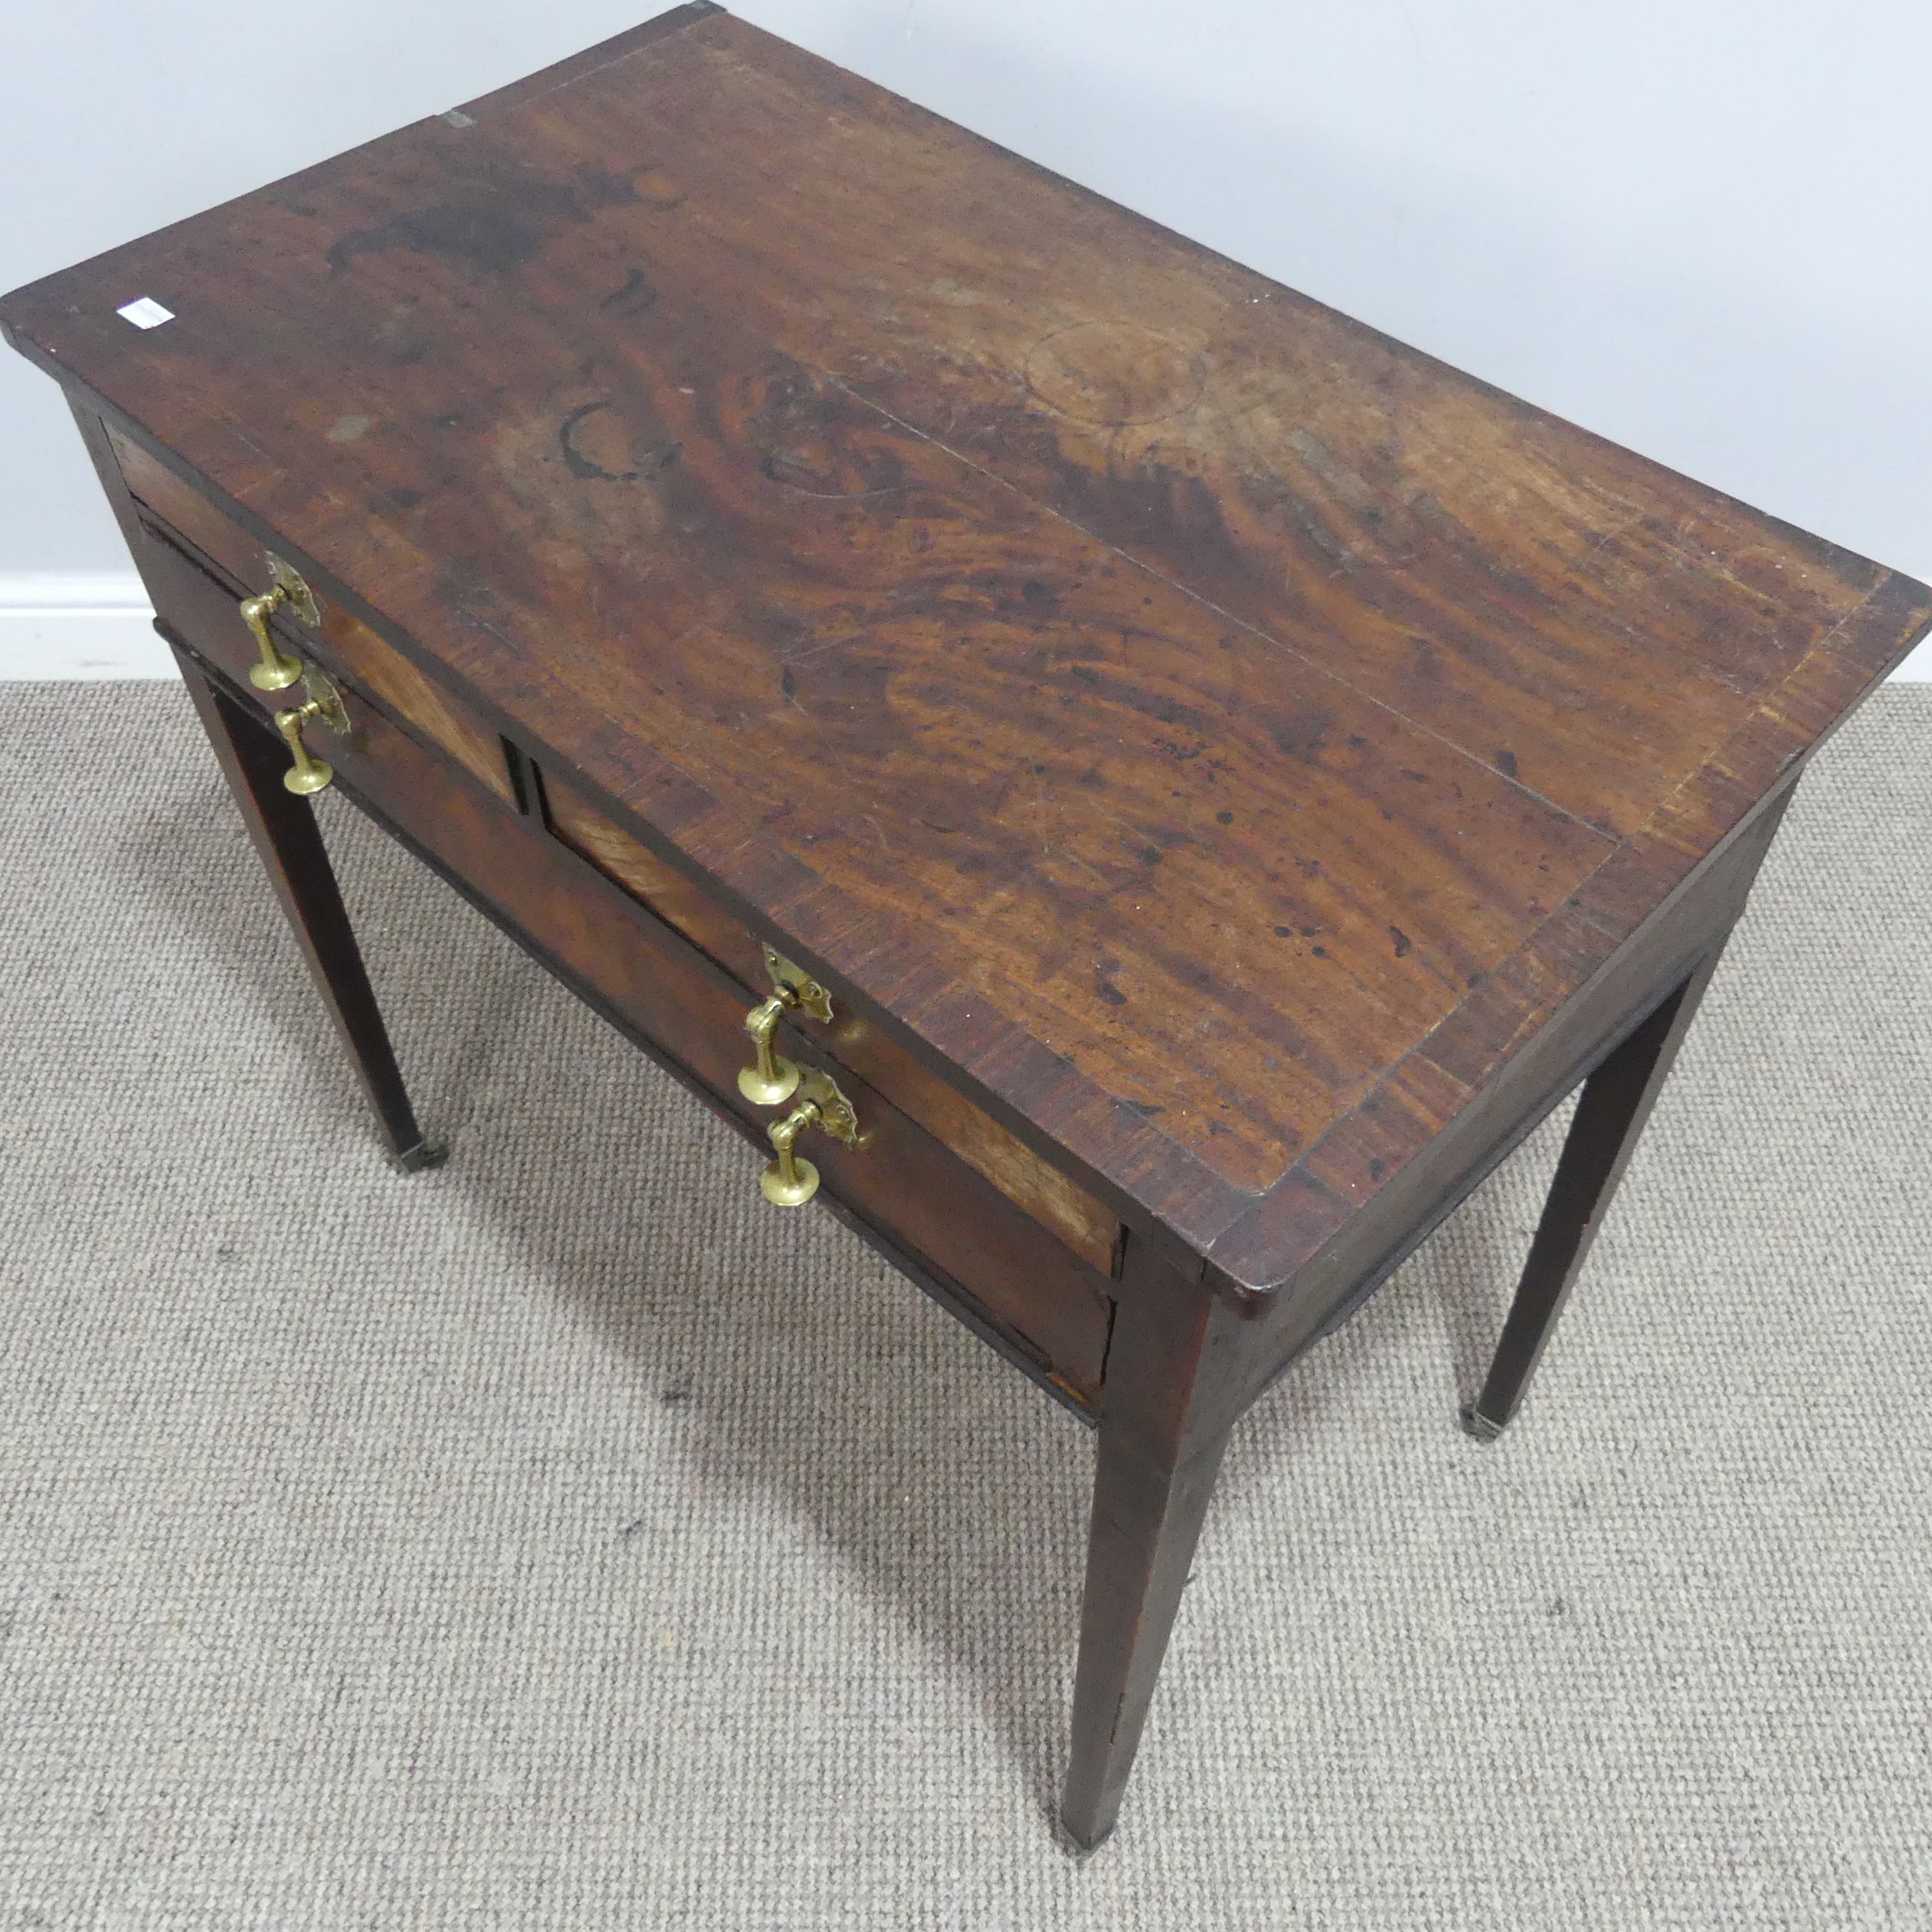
736, 945, 835, 1106
274, 668, 349, 795
739, 993, 801, 1105
760, 1066, 861, 1207
240, 553, 321, 692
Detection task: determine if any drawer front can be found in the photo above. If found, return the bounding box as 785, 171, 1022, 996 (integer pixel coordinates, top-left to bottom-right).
545, 775, 1124, 1278
111, 427, 518, 809
151, 549, 1115, 1398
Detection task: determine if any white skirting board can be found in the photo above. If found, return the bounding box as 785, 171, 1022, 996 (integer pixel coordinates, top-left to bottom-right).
0, 576, 176, 679
4, 573, 1931, 681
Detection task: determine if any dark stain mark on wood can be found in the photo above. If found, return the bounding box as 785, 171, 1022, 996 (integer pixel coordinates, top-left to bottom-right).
1389, 926, 1413, 958
781, 665, 797, 699
1271, 708, 1336, 760
570, 160, 655, 213
600, 267, 661, 315
328, 161, 656, 276
558, 400, 680, 482
1497, 748, 1519, 778
329, 202, 545, 274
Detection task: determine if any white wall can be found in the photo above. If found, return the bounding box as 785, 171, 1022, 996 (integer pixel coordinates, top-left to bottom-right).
5, 0, 1929, 674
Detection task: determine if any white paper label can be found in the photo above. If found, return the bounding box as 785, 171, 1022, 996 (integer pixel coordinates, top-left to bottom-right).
116, 297, 175, 330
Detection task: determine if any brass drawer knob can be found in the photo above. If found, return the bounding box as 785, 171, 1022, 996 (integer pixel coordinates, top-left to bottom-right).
760, 1066, 861, 1207
736, 945, 836, 1106
240, 553, 321, 692
274, 668, 349, 795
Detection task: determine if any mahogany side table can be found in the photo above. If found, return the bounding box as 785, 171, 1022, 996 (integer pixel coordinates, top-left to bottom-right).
6, 4, 1925, 1847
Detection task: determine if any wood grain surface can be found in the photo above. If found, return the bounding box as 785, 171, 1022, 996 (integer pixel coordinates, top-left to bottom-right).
7, 5, 1927, 1300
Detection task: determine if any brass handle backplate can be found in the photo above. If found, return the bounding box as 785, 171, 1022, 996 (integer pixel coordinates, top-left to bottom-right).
736, 946, 836, 1106
240, 553, 321, 692
760, 1066, 862, 1207
275, 668, 349, 795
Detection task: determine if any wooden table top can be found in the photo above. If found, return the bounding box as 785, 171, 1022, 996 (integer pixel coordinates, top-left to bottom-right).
7, 3, 1927, 1299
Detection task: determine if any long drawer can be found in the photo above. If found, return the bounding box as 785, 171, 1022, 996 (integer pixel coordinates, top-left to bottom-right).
133, 510, 1118, 1401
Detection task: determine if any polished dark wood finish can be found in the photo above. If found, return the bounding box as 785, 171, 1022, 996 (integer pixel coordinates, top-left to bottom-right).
8, 9, 1925, 1291
9, 5, 1927, 1845
169, 646, 440, 1171
1065, 1238, 1243, 1847
1462, 940, 1730, 1439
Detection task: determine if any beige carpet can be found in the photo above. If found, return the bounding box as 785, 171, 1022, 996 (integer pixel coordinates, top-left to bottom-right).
2, 681, 1929, 1929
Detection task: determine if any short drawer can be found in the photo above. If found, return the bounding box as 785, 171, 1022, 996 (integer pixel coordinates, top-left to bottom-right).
111, 426, 517, 810
543, 773, 1124, 1278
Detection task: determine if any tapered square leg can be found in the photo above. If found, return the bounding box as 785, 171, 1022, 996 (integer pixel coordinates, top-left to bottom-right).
1462, 941, 1731, 1439
173, 645, 441, 1171
1062, 1247, 1242, 1849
